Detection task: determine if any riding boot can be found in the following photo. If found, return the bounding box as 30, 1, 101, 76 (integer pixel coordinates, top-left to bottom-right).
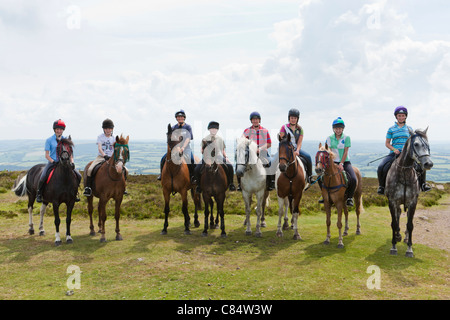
83, 176, 93, 196
224, 164, 236, 191
418, 170, 432, 192
266, 174, 275, 191
194, 163, 203, 193
36, 179, 45, 203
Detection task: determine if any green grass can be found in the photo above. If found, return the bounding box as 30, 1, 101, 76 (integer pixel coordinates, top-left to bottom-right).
0, 171, 448, 300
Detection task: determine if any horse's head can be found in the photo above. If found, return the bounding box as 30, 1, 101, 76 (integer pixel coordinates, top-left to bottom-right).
315, 142, 334, 175
113, 134, 130, 174
235, 136, 257, 178
167, 123, 184, 159
278, 133, 295, 173
409, 127, 433, 170
57, 136, 74, 165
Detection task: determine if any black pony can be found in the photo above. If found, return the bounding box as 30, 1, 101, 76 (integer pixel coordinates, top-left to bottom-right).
13, 137, 80, 246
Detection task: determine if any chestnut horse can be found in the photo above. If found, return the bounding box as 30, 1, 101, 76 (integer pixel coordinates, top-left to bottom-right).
315, 143, 363, 248
13, 137, 80, 245
275, 133, 306, 240
83, 135, 129, 242
161, 124, 201, 235
200, 139, 228, 237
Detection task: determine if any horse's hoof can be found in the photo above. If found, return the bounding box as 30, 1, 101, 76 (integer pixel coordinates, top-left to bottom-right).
390, 249, 398, 255
184, 230, 191, 235
161, 230, 167, 235
343, 232, 348, 236
337, 243, 344, 249
356, 230, 361, 235
221, 233, 227, 238
255, 233, 262, 238
66, 239, 73, 244
29, 229, 34, 235
245, 231, 252, 236
89, 231, 96, 236
202, 232, 208, 237
276, 232, 283, 238
100, 238, 107, 243
293, 234, 302, 241
55, 241, 62, 246
405, 251, 414, 258
323, 240, 330, 245
39, 231, 45, 236
116, 235, 123, 241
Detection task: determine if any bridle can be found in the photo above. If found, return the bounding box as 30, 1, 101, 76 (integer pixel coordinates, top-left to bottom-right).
315, 150, 330, 172
279, 139, 298, 179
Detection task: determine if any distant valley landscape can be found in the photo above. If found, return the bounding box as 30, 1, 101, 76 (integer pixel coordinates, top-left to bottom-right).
1, 139, 450, 182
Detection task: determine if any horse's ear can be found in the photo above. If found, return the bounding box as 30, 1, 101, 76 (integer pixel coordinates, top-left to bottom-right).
325, 142, 329, 150
423, 126, 429, 136
68, 135, 72, 141
319, 142, 322, 149
408, 127, 414, 137
116, 135, 120, 143
278, 133, 282, 142
126, 135, 129, 144
286, 133, 291, 142
167, 124, 172, 133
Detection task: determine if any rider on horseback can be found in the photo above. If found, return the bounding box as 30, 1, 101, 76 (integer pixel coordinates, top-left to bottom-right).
377, 106, 432, 195
279, 108, 313, 183
83, 118, 129, 196
157, 109, 196, 182
193, 121, 236, 193
238, 111, 275, 191
36, 119, 81, 203
324, 117, 357, 207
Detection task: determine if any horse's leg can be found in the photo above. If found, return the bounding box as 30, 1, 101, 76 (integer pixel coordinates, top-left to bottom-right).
191, 189, 200, 228
336, 202, 344, 248
343, 203, 349, 237
114, 197, 123, 241
161, 189, 170, 235
209, 199, 215, 228
292, 196, 302, 240
66, 202, 74, 244
354, 190, 362, 235
243, 192, 252, 236
87, 196, 95, 236
39, 204, 46, 236
98, 198, 108, 242
389, 201, 401, 255
405, 201, 417, 258
282, 197, 289, 230
202, 195, 210, 236
218, 194, 226, 238
324, 198, 332, 245
276, 197, 286, 237
181, 190, 191, 235
255, 190, 265, 237
53, 203, 62, 246
261, 190, 269, 228
28, 202, 34, 235
213, 200, 219, 229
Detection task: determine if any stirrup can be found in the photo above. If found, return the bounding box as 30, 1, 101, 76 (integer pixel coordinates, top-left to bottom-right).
83, 187, 92, 197
36, 193, 43, 203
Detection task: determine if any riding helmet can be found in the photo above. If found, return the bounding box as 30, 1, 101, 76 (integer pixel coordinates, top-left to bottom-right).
288, 108, 300, 120
175, 109, 186, 119
249, 111, 261, 121
102, 118, 114, 129
53, 119, 66, 130
207, 121, 219, 130
394, 106, 408, 117
332, 117, 345, 128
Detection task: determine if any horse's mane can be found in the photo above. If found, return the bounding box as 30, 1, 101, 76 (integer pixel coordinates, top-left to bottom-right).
237, 136, 257, 153
60, 137, 74, 147
413, 128, 428, 138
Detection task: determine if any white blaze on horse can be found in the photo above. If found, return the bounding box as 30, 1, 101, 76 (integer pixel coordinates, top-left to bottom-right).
235, 136, 269, 237
385, 128, 433, 258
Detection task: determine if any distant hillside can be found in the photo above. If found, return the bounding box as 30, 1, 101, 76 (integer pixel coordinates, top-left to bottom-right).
1, 139, 450, 182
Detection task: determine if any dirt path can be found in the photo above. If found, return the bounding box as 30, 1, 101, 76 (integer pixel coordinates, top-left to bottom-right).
411, 200, 450, 252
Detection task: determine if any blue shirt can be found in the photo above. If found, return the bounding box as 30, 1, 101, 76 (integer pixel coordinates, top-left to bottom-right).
386, 123, 412, 153
45, 134, 65, 161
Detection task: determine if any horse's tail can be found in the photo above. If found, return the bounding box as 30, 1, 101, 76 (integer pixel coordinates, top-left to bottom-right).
13, 175, 28, 197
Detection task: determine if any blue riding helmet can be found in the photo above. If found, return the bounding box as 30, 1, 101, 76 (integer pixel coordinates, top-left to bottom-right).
249, 111, 261, 121
175, 109, 186, 118
332, 117, 345, 128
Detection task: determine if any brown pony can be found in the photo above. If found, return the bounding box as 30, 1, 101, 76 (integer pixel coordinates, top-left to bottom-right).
83, 134, 129, 242
161, 124, 201, 235
315, 143, 363, 248
275, 133, 306, 240
200, 142, 228, 237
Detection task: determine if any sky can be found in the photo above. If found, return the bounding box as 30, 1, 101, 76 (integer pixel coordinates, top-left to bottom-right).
1, 0, 450, 145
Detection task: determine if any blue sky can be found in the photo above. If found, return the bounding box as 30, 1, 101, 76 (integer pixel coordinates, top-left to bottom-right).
1, 0, 450, 144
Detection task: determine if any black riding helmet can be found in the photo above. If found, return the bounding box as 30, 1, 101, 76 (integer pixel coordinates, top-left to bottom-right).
207, 121, 219, 130
288, 108, 300, 120
102, 118, 114, 129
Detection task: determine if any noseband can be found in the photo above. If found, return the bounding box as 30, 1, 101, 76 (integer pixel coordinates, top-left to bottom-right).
279, 140, 296, 168
315, 150, 330, 171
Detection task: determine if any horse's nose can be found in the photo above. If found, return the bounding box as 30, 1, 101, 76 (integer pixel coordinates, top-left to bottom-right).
236, 169, 243, 178
315, 168, 322, 175
279, 164, 287, 172
424, 160, 433, 170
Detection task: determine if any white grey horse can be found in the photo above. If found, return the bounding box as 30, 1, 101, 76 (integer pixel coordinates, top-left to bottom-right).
385, 128, 433, 257
235, 137, 270, 237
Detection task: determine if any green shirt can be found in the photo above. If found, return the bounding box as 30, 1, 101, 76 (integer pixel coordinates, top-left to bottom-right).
326, 134, 351, 162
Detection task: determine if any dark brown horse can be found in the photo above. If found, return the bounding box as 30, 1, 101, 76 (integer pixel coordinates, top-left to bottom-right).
161, 124, 201, 235
13, 137, 80, 245
200, 140, 228, 237
275, 133, 306, 240
315, 143, 363, 248
385, 128, 433, 257
83, 135, 129, 242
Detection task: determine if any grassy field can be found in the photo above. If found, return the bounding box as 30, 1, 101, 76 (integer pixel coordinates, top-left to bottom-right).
0, 171, 448, 300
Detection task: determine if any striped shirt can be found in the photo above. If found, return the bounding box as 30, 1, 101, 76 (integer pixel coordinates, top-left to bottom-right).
386, 123, 413, 153
243, 126, 271, 147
